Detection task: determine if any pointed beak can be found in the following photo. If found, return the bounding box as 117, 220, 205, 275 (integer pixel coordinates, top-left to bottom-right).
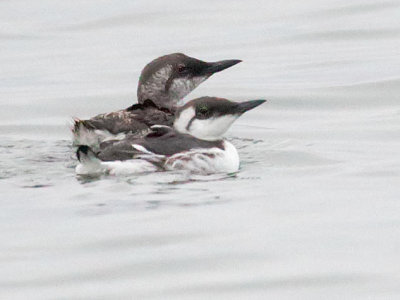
202, 59, 242, 75
236, 99, 267, 114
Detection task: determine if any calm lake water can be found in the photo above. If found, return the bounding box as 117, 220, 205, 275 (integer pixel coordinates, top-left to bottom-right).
1, 0, 400, 299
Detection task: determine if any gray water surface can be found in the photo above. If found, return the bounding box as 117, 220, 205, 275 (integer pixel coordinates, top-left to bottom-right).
1, 0, 400, 299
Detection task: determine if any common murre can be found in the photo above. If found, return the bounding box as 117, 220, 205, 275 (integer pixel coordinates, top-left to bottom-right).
72, 53, 241, 150
75, 97, 266, 175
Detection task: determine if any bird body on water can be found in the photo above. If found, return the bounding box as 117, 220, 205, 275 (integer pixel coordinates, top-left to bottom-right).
76, 97, 266, 175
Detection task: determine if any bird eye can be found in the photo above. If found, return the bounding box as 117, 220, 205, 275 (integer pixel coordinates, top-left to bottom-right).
177, 64, 186, 73
197, 105, 208, 117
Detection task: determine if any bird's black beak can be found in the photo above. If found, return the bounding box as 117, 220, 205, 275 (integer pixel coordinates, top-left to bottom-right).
236, 99, 267, 114
202, 59, 242, 75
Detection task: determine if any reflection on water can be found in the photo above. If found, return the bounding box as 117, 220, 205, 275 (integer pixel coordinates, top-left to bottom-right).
1, 0, 400, 299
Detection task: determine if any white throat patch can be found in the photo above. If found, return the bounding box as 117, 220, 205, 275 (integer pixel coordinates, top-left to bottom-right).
174, 107, 238, 141
189, 115, 238, 140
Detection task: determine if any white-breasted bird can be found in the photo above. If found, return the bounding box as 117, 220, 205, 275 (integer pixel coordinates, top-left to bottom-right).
75, 97, 266, 175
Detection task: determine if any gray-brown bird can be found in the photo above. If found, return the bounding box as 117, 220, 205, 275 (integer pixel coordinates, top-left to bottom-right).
72, 53, 241, 150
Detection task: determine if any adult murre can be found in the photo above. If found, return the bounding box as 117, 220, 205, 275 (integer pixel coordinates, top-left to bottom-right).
72, 53, 241, 150
75, 97, 266, 175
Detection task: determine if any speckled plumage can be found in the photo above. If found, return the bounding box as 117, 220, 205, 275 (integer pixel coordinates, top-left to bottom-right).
72, 53, 241, 149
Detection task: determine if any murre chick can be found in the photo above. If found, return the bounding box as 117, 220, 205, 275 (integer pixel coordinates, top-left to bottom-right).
75, 97, 266, 175
72, 53, 241, 150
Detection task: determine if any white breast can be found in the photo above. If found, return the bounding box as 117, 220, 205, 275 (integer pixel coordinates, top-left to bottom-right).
164, 140, 239, 174
76, 140, 239, 176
